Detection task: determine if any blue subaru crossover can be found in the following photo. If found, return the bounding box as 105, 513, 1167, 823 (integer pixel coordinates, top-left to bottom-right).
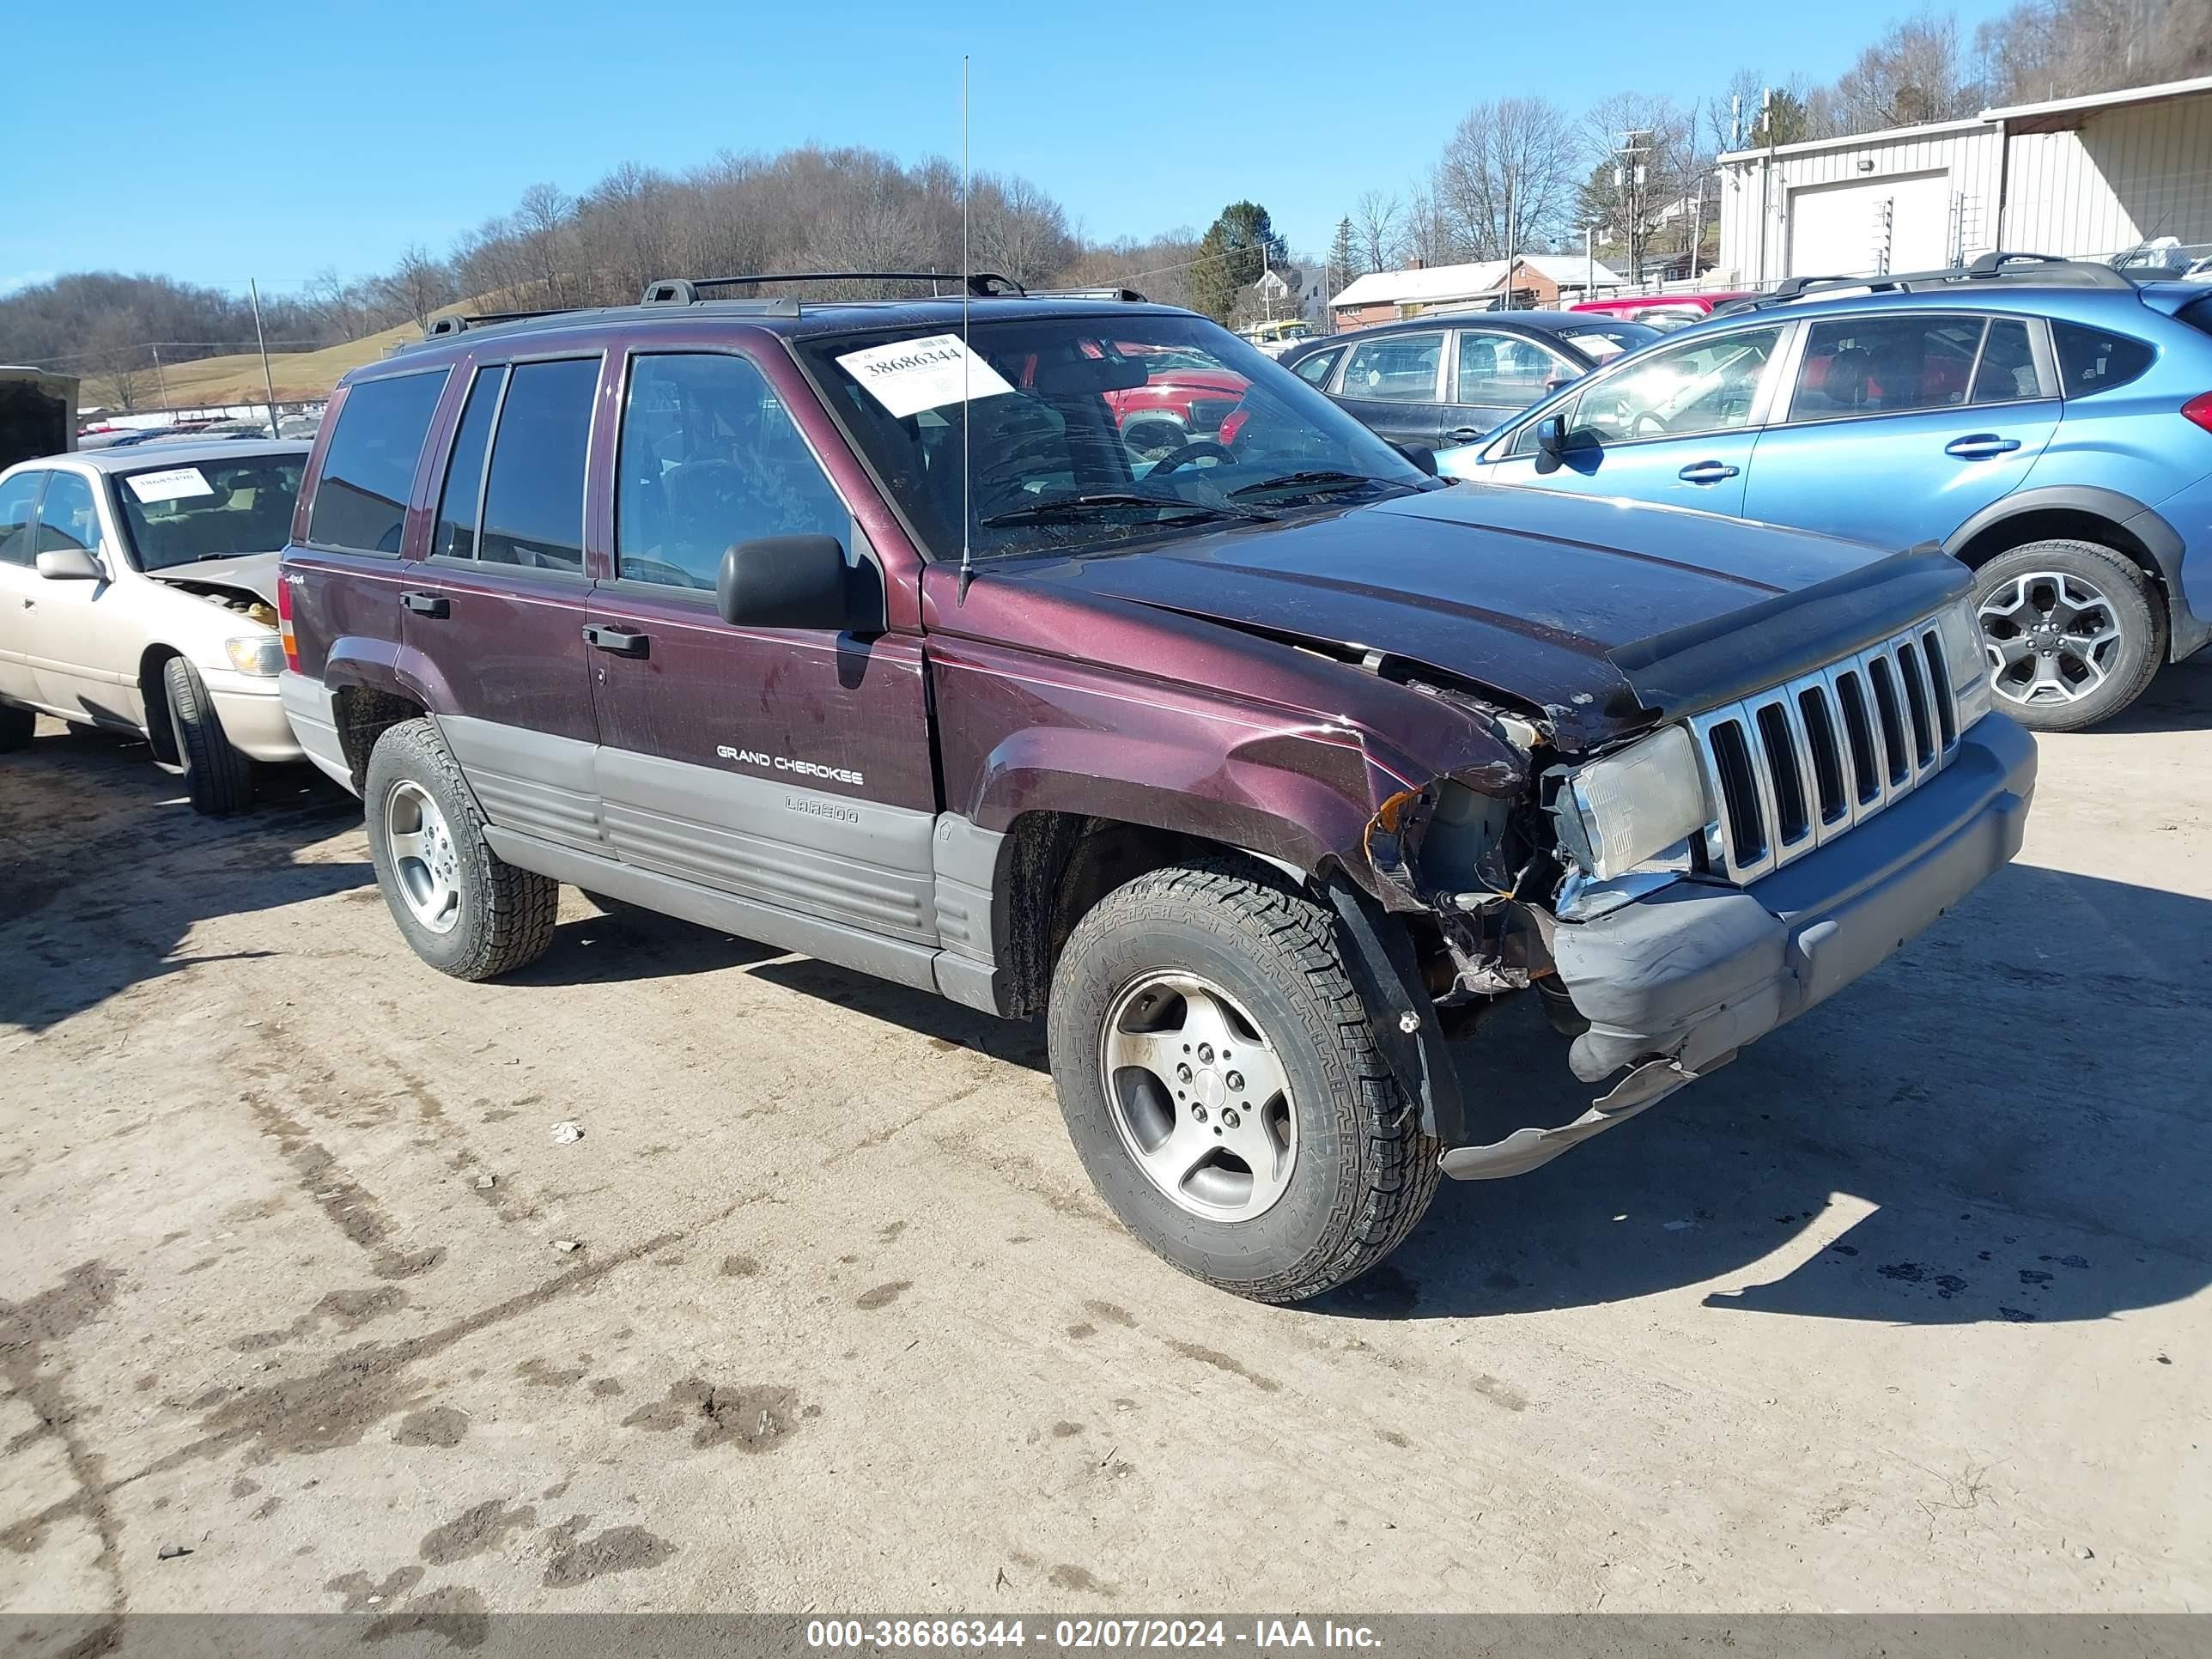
1438, 254, 2212, 730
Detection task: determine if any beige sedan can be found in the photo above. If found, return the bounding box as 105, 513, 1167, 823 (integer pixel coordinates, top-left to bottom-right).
0, 440, 309, 813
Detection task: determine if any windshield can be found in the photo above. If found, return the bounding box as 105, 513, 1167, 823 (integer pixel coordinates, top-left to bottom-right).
797, 312, 1431, 563
114, 454, 303, 571
1558, 321, 1662, 362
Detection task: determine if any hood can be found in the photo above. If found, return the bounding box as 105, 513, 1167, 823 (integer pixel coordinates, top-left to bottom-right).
141, 550, 282, 607
998, 483, 1911, 745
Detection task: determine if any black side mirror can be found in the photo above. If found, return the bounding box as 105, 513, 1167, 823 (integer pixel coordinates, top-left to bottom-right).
1392, 441, 1438, 477
717, 535, 850, 629
1532, 414, 1567, 474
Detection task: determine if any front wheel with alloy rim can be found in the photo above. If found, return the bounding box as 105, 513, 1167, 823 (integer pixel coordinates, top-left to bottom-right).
363, 717, 557, 981
1972, 538, 2163, 732
1047, 858, 1440, 1304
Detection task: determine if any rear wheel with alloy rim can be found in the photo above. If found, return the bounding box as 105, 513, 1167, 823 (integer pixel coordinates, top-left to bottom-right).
363, 717, 557, 980
1972, 538, 2162, 732
1048, 857, 1440, 1304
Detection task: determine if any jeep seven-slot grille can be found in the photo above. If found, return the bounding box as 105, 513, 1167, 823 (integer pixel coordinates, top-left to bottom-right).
1686, 620, 1964, 884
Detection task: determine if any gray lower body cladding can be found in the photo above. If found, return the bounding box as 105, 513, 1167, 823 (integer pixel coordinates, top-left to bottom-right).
1549, 712, 2036, 1084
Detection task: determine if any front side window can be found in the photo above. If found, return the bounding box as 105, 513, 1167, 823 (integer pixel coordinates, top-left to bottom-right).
35, 472, 100, 553
1789, 316, 1985, 422
1292, 347, 1343, 387
306, 370, 447, 554
114, 455, 305, 570
478, 358, 599, 571
797, 312, 1428, 565
1571, 325, 1783, 444
2052, 320, 2155, 396
0, 471, 45, 565
432, 366, 507, 561
1340, 331, 1443, 402
617, 354, 850, 590
1456, 331, 1571, 408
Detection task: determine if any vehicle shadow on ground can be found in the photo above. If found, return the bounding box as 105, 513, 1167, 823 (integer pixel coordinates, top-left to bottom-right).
507, 903, 787, 986
0, 725, 369, 1032
1322, 856, 2212, 1328
2092, 654, 2212, 735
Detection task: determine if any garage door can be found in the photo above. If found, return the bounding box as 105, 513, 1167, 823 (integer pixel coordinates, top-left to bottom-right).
1787, 172, 1954, 278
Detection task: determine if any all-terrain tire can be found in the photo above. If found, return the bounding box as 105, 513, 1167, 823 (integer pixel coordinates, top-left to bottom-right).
363, 717, 557, 981
161, 656, 254, 815
1047, 857, 1442, 1304
1971, 538, 2164, 733
0, 702, 34, 752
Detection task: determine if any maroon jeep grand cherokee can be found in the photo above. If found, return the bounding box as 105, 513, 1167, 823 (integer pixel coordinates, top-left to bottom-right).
276, 279, 2034, 1303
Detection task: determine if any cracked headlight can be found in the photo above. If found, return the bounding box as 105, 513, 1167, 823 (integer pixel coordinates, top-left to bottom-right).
1936, 598, 1994, 729
223, 635, 284, 677
1554, 725, 1707, 882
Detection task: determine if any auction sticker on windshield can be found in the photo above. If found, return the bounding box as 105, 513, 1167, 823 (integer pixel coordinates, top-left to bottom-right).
125, 466, 216, 503
836, 335, 1014, 419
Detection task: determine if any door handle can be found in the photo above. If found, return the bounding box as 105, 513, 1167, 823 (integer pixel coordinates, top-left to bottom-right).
1944, 434, 2022, 459
400, 591, 449, 617
1445, 427, 1486, 444
1677, 460, 1740, 483
581, 624, 648, 658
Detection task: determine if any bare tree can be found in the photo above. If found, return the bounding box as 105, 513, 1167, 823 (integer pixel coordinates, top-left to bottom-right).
1352, 190, 1402, 272
84, 313, 149, 412
971, 172, 1078, 288
1433, 97, 1581, 268
1831, 9, 1982, 131
513, 182, 577, 308
1579, 93, 1701, 281
375, 243, 454, 330
1398, 183, 1455, 267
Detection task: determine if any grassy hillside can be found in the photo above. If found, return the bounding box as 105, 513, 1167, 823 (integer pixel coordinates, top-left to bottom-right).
92, 303, 473, 412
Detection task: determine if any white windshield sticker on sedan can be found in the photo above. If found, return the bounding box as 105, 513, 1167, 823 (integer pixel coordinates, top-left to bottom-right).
125, 466, 216, 503
836, 335, 1014, 419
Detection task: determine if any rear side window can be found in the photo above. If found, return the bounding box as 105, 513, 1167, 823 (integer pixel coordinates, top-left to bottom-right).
1790, 316, 1985, 421
1970, 319, 2039, 403
1341, 331, 1443, 402
307, 371, 447, 554
2052, 320, 2155, 396
0, 472, 40, 565
1292, 348, 1342, 387
479, 358, 599, 572
431, 366, 507, 561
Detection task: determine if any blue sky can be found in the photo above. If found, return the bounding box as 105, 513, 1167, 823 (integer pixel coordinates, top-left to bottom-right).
5, 0, 2020, 301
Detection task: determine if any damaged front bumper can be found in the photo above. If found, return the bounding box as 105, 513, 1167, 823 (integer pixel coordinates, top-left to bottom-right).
1437, 711, 2035, 1178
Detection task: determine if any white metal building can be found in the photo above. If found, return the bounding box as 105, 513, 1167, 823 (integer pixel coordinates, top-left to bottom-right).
1715, 75, 2212, 286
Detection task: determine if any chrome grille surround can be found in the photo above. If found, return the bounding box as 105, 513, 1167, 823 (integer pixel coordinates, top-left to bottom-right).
1686, 617, 1963, 885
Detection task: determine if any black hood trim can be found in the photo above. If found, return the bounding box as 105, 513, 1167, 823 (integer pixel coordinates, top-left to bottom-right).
1607, 548, 1971, 722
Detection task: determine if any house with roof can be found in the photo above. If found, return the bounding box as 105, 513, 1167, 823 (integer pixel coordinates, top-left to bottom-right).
1328, 254, 1626, 328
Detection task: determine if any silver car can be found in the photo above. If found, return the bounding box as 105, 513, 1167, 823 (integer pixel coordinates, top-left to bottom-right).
0, 440, 310, 813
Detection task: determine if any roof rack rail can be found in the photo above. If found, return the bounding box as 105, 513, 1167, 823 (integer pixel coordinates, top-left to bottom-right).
1723, 250, 2138, 313
649, 270, 1025, 300
423, 307, 575, 337
1027, 284, 1149, 302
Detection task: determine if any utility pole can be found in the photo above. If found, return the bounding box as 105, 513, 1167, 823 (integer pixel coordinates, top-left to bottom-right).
249, 278, 282, 437
1613, 129, 1652, 289
1503, 177, 1517, 309
150, 343, 170, 413
1757, 88, 1775, 289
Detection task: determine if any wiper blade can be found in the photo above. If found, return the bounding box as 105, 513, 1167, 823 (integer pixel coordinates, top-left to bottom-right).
978, 492, 1270, 528
1226, 469, 1390, 500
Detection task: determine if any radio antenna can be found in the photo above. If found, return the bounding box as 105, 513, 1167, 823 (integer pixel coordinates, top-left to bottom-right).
957, 53, 975, 603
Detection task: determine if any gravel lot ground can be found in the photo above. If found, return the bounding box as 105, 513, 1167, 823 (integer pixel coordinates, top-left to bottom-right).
3, 666, 2207, 1624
